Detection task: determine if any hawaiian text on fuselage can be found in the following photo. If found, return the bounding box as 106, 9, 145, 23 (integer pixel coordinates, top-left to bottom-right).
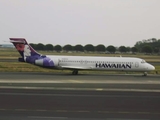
95, 63, 131, 69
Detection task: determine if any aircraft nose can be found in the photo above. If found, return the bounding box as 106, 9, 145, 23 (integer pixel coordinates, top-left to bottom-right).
152, 65, 155, 70
148, 64, 155, 71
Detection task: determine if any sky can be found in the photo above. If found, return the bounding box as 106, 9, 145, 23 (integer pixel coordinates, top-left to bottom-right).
0, 0, 160, 47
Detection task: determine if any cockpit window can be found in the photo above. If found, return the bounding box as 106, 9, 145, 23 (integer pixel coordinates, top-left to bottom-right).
141, 60, 146, 63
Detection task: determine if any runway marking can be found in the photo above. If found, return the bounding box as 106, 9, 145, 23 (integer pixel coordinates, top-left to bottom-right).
28, 116, 68, 119
0, 108, 160, 115
14, 109, 27, 111
98, 111, 110, 113
77, 110, 90, 113
1, 86, 160, 93
1, 79, 160, 84
96, 88, 103, 91
0, 80, 63, 83
56, 110, 68, 112
68, 80, 84, 83
137, 112, 150, 114
36, 109, 47, 111
118, 111, 131, 114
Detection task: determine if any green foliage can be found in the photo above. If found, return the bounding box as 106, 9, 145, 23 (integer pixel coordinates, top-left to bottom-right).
154, 47, 159, 53
119, 46, 127, 53
95, 44, 105, 52
74, 44, 84, 52
126, 47, 131, 52
131, 47, 138, 53
106, 45, 116, 53
54, 45, 62, 52
29, 43, 37, 50
63, 44, 73, 51
45, 44, 54, 51
84, 44, 95, 52
142, 45, 153, 53
25, 37, 160, 54
134, 38, 160, 53
36, 43, 45, 50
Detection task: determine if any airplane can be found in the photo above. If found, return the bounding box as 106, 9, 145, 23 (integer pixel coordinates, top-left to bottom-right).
10, 38, 155, 76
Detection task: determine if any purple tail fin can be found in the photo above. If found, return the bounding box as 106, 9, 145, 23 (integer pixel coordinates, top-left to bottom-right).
10, 38, 41, 63
10, 38, 54, 67
10, 38, 40, 57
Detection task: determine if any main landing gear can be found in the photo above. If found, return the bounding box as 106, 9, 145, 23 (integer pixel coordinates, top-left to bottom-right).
72, 70, 78, 75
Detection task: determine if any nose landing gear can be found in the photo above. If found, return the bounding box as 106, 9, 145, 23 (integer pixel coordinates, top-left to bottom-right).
143, 72, 148, 76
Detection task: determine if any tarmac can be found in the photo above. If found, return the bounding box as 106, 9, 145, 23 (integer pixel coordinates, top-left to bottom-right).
0, 72, 160, 120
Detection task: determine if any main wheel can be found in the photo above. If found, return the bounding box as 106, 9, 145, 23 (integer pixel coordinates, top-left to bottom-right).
72, 70, 78, 75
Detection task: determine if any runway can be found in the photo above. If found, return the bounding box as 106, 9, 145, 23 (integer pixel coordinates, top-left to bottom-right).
0, 72, 160, 120
1, 72, 160, 81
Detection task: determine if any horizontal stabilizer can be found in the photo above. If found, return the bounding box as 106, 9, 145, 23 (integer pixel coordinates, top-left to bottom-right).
10, 38, 26, 43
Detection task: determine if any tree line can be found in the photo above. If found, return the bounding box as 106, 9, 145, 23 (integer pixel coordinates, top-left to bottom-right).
135, 38, 160, 54
29, 43, 135, 53
29, 38, 160, 54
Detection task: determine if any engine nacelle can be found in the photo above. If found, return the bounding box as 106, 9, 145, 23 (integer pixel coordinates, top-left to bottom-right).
35, 57, 58, 67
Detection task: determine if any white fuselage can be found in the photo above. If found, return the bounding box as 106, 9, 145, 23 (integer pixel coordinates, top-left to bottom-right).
46, 55, 155, 72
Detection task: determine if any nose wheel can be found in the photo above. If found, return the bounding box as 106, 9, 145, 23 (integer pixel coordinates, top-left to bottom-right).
143, 72, 148, 76
72, 70, 78, 75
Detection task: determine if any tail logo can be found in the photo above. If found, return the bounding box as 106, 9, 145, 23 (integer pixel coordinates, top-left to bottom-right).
24, 44, 31, 57
15, 44, 25, 51
15, 44, 31, 57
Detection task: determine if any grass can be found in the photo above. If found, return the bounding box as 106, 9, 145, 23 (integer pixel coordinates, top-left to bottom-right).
0, 62, 53, 72
0, 62, 159, 75
155, 66, 160, 72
